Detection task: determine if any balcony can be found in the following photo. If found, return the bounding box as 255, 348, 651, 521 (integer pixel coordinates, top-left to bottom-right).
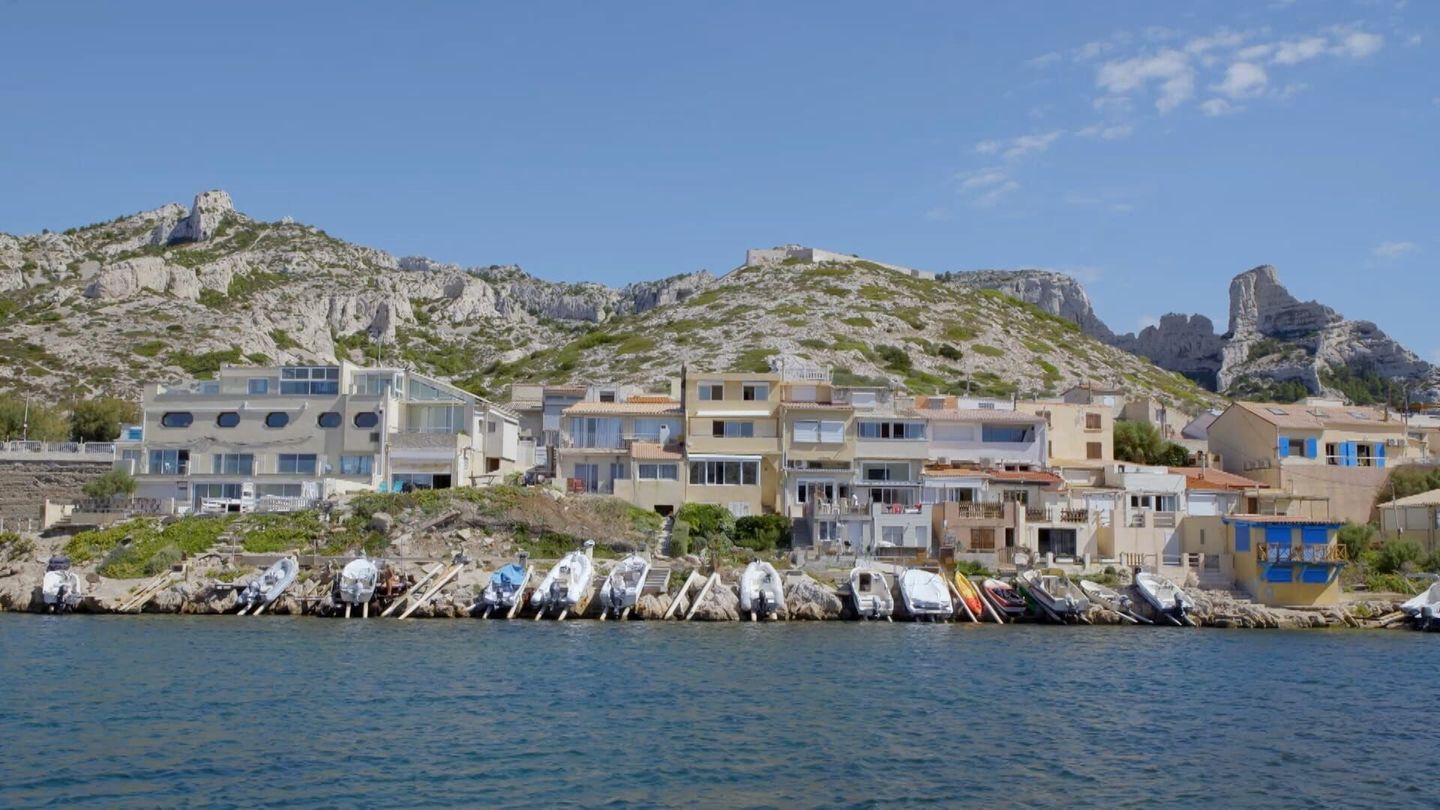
1256, 542, 1347, 564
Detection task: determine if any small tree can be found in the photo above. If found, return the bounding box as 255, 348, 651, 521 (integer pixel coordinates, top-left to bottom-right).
70, 397, 140, 442
734, 514, 791, 552
0, 395, 69, 441
83, 469, 137, 500
1115, 420, 1191, 466
674, 503, 736, 549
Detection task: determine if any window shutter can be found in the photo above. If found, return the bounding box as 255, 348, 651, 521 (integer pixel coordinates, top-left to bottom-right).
1376, 442, 1386, 468
1304, 437, 1318, 459
819, 421, 844, 444
1277, 435, 1290, 458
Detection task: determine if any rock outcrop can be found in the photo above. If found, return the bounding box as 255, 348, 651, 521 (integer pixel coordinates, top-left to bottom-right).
1113, 314, 1227, 390
946, 269, 1115, 340
783, 574, 844, 620
151, 190, 234, 244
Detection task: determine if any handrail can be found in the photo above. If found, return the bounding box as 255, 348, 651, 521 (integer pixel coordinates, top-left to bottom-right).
1254, 542, 1347, 563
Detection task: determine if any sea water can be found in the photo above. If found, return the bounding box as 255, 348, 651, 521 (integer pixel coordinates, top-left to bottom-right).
1, 614, 1434, 808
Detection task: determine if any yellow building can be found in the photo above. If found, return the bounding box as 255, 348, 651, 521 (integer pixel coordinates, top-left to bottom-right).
681, 369, 782, 516
1016, 401, 1112, 465
1223, 515, 1347, 606
556, 398, 685, 514
1208, 400, 1411, 523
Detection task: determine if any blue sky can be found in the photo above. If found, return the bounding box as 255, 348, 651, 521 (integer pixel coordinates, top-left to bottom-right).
1, 1, 1435, 355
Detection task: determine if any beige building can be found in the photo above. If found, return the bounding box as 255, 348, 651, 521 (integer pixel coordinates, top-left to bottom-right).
1378, 489, 1440, 551
1017, 401, 1112, 465
1208, 400, 1412, 523
681, 369, 783, 516
135, 362, 521, 512
555, 397, 685, 514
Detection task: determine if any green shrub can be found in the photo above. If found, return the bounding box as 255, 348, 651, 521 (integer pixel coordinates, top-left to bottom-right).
0, 531, 35, 562
670, 519, 692, 557
937, 344, 963, 361
675, 503, 735, 548
734, 514, 790, 552
955, 559, 991, 577
70, 398, 140, 442
83, 469, 136, 499
132, 340, 167, 358
875, 345, 912, 373
970, 343, 1005, 358
1363, 537, 1423, 575
1337, 522, 1377, 560
270, 329, 301, 350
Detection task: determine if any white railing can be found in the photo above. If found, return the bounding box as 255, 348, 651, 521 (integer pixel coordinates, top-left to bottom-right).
0, 441, 117, 457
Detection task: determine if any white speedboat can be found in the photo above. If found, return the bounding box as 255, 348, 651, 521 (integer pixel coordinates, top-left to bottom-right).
898, 568, 952, 621
847, 567, 893, 620
530, 540, 595, 617
739, 560, 786, 620
1135, 572, 1196, 626
1078, 579, 1148, 624
1017, 569, 1090, 623
480, 554, 530, 617
237, 556, 299, 614
1401, 581, 1440, 630
599, 554, 650, 619
41, 556, 81, 612
337, 557, 379, 610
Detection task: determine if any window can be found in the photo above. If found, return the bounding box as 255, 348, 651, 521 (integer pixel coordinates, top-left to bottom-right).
817, 521, 838, 542
982, 424, 1032, 443
215, 412, 241, 428
639, 463, 679, 480
713, 420, 754, 438
279, 366, 340, 396
857, 421, 924, 440
487, 420, 497, 433
1084, 412, 1102, 430
406, 405, 461, 433
194, 483, 243, 502
317, 412, 342, 428
1086, 442, 1103, 460
862, 462, 911, 482
1326, 442, 1338, 466
793, 420, 820, 443
688, 460, 759, 486
211, 454, 254, 475
149, 449, 189, 475
1266, 407, 1289, 416
977, 402, 996, 410
881, 526, 905, 546
340, 455, 374, 475
353, 412, 379, 429
357, 374, 397, 396
277, 454, 318, 475
264, 412, 290, 428
160, 412, 193, 428
1287, 438, 1305, 456
697, 382, 724, 401
256, 483, 303, 498
742, 382, 768, 401
572, 417, 623, 449
247, 378, 269, 395
599, 391, 617, 403
610, 462, 629, 481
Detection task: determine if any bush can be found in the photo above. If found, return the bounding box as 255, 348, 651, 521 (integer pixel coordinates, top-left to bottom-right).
670, 519, 692, 557
0, 531, 36, 562
955, 559, 991, 577
1114, 420, 1191, 466
83, 469, 136, 499
1364, 537, 1423, 575
1338, 522, 1377, 560
674, 503, 735, 547
734, 514, 790, 552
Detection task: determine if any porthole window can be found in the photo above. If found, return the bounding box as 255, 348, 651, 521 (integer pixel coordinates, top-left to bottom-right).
216, 412, 241, 428
353, 412, 379, 429
160, 412, 193, 428
264, 412, 290, 429
317, 412, 342, 428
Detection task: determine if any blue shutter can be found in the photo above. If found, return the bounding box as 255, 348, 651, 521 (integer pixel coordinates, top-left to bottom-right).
1376, 442, 1386, 469
1341, 441, 1354, 467
1300, 526, 1329, 545
1234, 524, 1251, 552
1277, 435, 1290, 458
1305, 437, 1318, 459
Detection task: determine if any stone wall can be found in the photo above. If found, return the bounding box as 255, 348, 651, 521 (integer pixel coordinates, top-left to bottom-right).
0, 460, 114, 526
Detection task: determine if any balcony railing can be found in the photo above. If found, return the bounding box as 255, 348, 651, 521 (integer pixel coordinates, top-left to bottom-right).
1255, 542, 1347, 564
0, 441, 117, 457
951, 504, 1005, 520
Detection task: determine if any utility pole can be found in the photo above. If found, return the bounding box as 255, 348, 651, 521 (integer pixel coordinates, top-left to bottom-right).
21, 396, 29, 442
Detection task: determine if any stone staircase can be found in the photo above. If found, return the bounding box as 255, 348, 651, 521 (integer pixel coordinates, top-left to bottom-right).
642, 566, 671, 595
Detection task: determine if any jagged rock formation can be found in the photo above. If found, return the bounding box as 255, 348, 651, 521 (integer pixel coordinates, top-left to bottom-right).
151, 190, 234, 244
945, 269, 1115, 340
1114, 314, 1227, 390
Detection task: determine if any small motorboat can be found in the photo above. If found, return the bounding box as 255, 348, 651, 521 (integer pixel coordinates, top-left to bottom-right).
1077, 579, 1149, 624
980, 578, 1027, 619
337, 557, 379, 616
1135, 572, 1196, 626
41, 556, 81, 613
1400, 581, 1440, 631
530, 540, 595, 618
479, 554, 530, 618
1017, 568, 1090, 623
952, 570, 986, 620
898, 568, 952, 621
236, 556, 298, 615
847, 567, 893, 620
739, 560, 786, 620
599, 554, 650, 619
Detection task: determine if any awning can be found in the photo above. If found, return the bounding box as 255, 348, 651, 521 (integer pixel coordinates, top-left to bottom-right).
686, 454, 762, 462
695, 409, 773, 417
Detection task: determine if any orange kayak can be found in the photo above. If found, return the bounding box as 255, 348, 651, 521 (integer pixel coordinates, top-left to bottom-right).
953, 571, 985, 617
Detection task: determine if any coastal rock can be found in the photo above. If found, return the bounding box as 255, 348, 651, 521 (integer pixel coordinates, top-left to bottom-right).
152, 190, 235, 244
689, 583, 740, 622
783, 574, 843, 621
635, 593, 670, 620
946, 269, 1115, 340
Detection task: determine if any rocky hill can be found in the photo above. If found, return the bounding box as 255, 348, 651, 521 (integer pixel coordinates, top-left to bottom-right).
958, 266, 1439, 403
0, 191, 1218, 410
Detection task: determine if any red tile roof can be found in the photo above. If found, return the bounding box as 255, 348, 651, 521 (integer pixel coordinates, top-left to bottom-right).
1168, 466, 1268, 492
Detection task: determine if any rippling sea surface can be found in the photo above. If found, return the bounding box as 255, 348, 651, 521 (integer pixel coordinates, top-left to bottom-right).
2, 614, 1436, 808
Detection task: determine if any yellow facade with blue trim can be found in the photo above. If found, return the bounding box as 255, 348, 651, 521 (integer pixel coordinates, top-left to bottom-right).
1225, 517, 1346, 606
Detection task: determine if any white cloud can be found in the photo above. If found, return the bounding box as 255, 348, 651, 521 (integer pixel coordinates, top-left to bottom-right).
1407, 34, 1423, 47
1236, 43, 1276, 61
1215, 61, 1269, 98
1075, 122, 1134, 140
1096, 49, 1195, 112
1200, 98, 1240, 116
974, 130, 1063, 160
1272, 36, 1327, 65
1333, 30, 1384, 58
1373, 241, 1419, 258
1026, 51, 1063, 69
957, 167, 1009, 191
954, 168, 1021, 208
973, 181, 1021, 208
1076, 39, 1116, 62
923, 207, 952, 222
1185, 29, 1252, 56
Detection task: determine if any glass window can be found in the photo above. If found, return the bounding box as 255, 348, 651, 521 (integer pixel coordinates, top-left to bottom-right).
160, 412, 193, 428
698, 382, 724, 401
256, 483, 303, 498
687, 460, 758, 486
340, 455, 374, 475
215, 412, 240, 428
247, 378, 269, 395
742, 383, 768, 401
277, 454, 318, 475
353, 411, 380, 429
279, 366, 341, 395
149, 449, 189, 475
982, 424, 1031, 443
316, 412, 341, 428
610, 462, 629, 481
264, 412, 290, 428
713, 420, 754, 438
793, 420, 820, 443
212, 454, 254, 475
857, 421, 924, 440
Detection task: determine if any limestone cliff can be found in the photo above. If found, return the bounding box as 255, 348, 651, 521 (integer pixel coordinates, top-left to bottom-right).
945, 269, 1115, 340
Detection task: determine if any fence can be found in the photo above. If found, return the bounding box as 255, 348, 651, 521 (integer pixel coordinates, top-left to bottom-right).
0, 441, 117, 458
